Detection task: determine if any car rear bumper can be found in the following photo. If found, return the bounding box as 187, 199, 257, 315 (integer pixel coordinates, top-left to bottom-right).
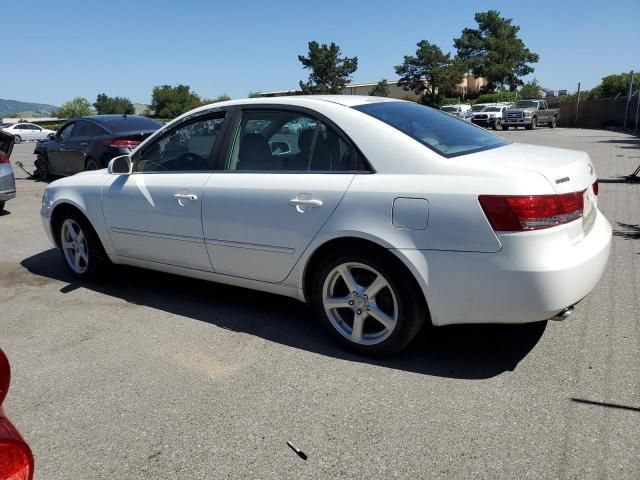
0, 168, 16, 201
400, 209, 612, 326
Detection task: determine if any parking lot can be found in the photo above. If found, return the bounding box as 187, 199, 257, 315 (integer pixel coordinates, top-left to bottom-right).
1, 128, 639, 479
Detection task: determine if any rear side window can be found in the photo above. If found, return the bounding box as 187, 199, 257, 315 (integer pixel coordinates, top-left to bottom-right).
354, 101, 508, 158
73, 121, 106, 137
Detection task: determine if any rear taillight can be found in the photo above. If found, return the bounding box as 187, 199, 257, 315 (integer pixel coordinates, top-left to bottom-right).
1, 351, 33, 480
104, 139, 140, 149
0, 421, 34, 480
0, 152, 9, 164
592, 180, 598, 196
479, 192, 585, 232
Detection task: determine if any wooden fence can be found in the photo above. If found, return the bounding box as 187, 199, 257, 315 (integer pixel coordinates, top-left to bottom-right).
557, 96, 640, 129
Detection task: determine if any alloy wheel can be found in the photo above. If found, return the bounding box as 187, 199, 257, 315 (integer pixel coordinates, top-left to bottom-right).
322, 262, 398, 345
61, 219, 89, 274
86, 159, 100, 171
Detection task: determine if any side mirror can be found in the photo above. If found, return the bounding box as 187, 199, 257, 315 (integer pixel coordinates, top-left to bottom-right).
47, 133, 55, 140
108, 155, 132, 175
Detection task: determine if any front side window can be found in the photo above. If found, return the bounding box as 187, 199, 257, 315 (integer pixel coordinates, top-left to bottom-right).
58, 123, 75, 141
355, 101, 509, 158
227, 110, 353, 172
136, 116, 224, 172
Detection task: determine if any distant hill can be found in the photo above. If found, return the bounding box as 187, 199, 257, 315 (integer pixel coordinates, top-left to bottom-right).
0, 98, 59, 118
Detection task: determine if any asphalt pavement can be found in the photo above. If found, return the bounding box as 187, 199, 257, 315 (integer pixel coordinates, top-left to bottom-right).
1, 128, 638, 479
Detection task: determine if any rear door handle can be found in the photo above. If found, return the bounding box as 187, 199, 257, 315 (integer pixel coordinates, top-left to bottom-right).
290, 196, 323, 213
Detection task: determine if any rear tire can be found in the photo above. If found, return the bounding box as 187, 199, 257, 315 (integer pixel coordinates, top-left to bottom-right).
85, 157, 100, 171
0, 201, 5, 212
54, 210, 108, 280
311, 248, 427, 356
13, 135, 21, 144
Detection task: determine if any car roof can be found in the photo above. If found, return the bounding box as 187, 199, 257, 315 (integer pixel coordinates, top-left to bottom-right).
77, 114, 152, 123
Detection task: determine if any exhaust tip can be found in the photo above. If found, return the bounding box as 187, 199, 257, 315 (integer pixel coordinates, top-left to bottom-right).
550, 306, 574, 321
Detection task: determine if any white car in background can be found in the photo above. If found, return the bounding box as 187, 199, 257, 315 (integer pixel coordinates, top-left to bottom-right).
439, 104, 471, 119
1, 122, 55, 143
39, 96, 611, 355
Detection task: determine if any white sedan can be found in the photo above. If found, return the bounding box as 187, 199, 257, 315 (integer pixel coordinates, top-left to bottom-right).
1, 122, 55, 143
39, 96, 611, 355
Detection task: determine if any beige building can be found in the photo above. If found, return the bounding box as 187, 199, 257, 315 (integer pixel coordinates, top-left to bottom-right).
261, 75, 487, 100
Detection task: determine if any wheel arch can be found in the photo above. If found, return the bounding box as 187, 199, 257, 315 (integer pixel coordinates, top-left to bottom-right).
300, 235, 431, 321
49, 200, 110, 256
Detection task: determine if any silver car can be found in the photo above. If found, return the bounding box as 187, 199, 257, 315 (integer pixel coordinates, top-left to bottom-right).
0, 131, 16, 212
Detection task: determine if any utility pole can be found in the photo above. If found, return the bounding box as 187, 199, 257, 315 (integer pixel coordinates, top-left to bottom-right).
575, 82, 581, 128
623, 70, 633, 129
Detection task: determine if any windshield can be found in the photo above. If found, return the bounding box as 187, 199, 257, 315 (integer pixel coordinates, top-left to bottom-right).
440, 106, 457, 113
483, 107, 501, 112
515, 100, 539, 109
471, 105, 488, 112
354, 101, 509, 158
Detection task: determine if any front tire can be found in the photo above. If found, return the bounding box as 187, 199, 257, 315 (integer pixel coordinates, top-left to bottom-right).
311, 248, 427, 356
493, 118, 501, 131
502, 124, 510, 131
13, 135, 21, 144
526, 117, 537, 130
36, 154, 50, 180
0, 201, 5, 212
55, 211, 107, 280
550, 116, 557, 128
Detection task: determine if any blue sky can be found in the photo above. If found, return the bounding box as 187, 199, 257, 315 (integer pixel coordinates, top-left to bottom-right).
3, 0, 639, 106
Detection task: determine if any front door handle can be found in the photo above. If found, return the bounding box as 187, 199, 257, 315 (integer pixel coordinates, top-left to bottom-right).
290, 196, 323, 213
174, 193, 198, 206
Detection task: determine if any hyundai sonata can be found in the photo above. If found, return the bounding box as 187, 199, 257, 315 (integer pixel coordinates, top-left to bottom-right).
39, 96, 611, 355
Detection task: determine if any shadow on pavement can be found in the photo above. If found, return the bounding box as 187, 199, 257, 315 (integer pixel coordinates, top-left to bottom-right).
613, 222, 640, 240
21, 249, 547, 380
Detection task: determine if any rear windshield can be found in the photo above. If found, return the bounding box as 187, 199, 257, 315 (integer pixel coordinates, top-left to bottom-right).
97, 116, 163, 133
354, 101, 509, 158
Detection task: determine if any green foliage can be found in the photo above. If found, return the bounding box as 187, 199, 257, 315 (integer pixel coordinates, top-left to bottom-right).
395, 40, 465, 107
519, 78, 542, 99
247, 91, 263, 98
298, 41, 358, 94
454, 10, 539, 91
200, 94, 232, 105
57, 97, 93, 119
441, 97, 461, 106
474, 91, 517, 104
598, 72, 636, 98
151, 85, 201, 118
369, 79, 390, 97
93, 93, 135, 115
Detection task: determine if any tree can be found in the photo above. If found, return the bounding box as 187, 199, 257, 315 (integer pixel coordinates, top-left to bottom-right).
298, 41, 358, 94
597, 72, 636, 98
247, 91, 263, 98
199, 94, 231, 106
369, 79, 390, 97
150, 84, 201, 118
395, 40, 465, 106
454, 10, 539, 91
93, 93, 135, 115
57, 97, 93, 119
519, 78, 542, 99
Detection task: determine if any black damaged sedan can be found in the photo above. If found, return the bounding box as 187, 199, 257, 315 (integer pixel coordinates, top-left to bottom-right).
34, 115, 162, 179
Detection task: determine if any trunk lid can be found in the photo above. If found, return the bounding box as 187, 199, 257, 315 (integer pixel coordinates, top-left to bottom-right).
465, 142, 597, 195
